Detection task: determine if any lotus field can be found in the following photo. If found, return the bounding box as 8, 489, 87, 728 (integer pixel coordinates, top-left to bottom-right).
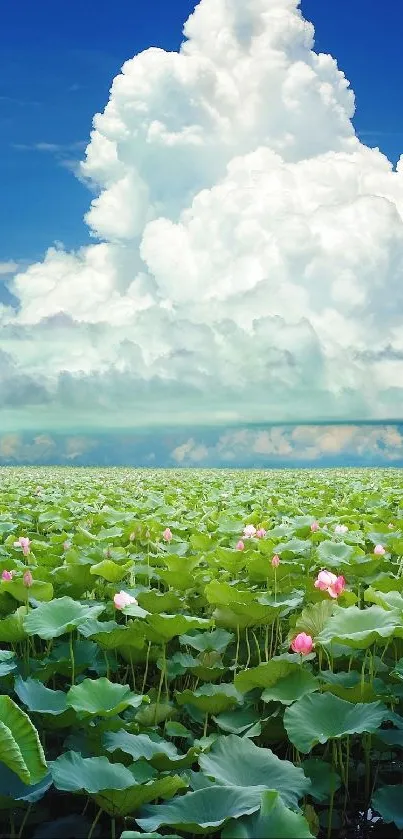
2, 467, 403, 838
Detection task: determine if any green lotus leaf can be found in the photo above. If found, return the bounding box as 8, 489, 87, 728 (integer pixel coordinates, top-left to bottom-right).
136, 786, 263, 834
66, 677, 145, 717
0, 650, 17, 676
1, 577, 54, 603
372, 785, 403, 829
234, 658, 301, 694
262, 669, 319, 705
212, 708, 261, 734
295, 600, 335, 639
145, 613, 211, 642
49, 751, 135, 793
104, 730, 198, 770
221, 789, 314, 838
96, 775, 187, 817
0, 695, 47, 784
138, 590, 182, 614
93, 622, 146, 651
0, 606, 28, 642
364, 588, 403, 611
179, 628, 234, 653
175, 683, 242, 715
121, 834, 181, 839
316, 540, 358, 566
198, 734, 309, 809
302, 759, 341, 803
204, 580, 254, 607
284, 693, 388, 753
0, 765, 52, 803
14, 677, 68, 715
23, 597, 105, 640
135, 701, 177, 727
89, 559, 133, 582
317, 605, 401, 649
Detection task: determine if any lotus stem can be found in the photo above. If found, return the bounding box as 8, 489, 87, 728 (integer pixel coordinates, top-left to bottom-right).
245, 628, 251, 669
142, 641, 151, 693
234, 624, 241, 673
88, 808, 102, 839
69, 632, 75, 686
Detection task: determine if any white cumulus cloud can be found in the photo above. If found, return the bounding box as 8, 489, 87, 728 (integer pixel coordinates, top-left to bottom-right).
1, 0, 403, 430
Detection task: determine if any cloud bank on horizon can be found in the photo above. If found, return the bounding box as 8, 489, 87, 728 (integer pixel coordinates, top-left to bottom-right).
1, 0, 403, 432
1, 424, 403, 467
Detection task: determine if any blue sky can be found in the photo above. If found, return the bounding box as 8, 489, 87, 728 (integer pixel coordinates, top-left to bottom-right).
1, 0, 403, 465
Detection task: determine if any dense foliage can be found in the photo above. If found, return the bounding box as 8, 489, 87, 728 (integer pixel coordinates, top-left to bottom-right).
1, 467, 403, 838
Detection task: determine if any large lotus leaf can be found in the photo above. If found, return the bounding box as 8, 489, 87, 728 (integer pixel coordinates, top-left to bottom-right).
372, 785, 403, 829
50, 751, 135, 793
179, 628, 234, 653
295, 600, 335, 639
262, 669, 319, 705
135, 701, 177, 727
78, 617, 120, 638
204, 581, 254, 607
221, 789, 314, 838
0, 695, 47, 784
138, 590, 182, 614
212, 602, 278, 630
284, 693, 388, 753
93, 623, 145, 651
158, 569, 195, 591
66, 677, 144, 717
145, 614, 211, 643
23, 597, 105, 639
121, 834, 181, 839
302, 759, 341, 803
175, 683, 242, 715
1, 577, 54, 603
0, 650, 17, 676
364, 588, 403, 612
14, 677, 68, 715
234, 658, 301, 694
51, 564, 94, 597
316, 540, 358, 566
212, 708, 261, 734
317, 605, 401, 649
90, 559, 133, 583
274, 538, 312, 559
0, 765, 52, 803
0, 605, 28, 642
136, 786, 263, 834
104, 730, 198, 770
94, 775, 187, 817
198, 735, 309, 809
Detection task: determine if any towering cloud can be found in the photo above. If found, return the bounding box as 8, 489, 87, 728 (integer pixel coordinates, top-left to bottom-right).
2, 0, 403, 431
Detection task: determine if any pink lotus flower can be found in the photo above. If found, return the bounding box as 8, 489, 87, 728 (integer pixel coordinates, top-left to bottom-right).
23, 570, 33, 588
271, 554, 280, 568
129, 532, 136, 542
291, 632, 314, 655
243, 525, 257, 539
1, 570, 13, 581
63, 541, 70, 551
163, 528, 173, 542
113, 590, 138, 610
14, 537, 31, 556
236, 540, 245, 551
315, 569, 345, 598
334, 524, 348, 535
310, 521, 320, 532
374, 544, 386, 556
388, 523, 394, 529
255, 528, 267, 539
